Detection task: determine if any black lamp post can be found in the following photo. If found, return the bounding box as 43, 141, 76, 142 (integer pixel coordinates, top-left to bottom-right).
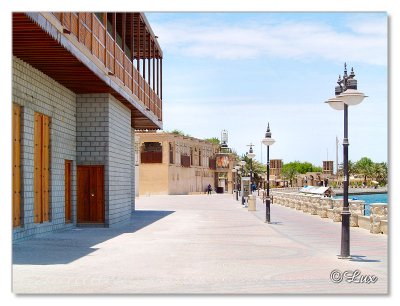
262, 123, 275, 223
325, 63, 367, 259
247, 143, 255, 193
234, 165, 241, 201
239, 160, 246, 204
232, 168, 237, 196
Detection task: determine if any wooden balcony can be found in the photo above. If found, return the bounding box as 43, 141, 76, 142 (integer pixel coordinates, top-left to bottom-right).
141, 151, 162, 163
181, 155, 191, 168
13, 12, 163, 129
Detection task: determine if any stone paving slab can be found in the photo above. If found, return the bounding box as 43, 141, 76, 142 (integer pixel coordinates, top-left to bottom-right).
12, 194, 388, 294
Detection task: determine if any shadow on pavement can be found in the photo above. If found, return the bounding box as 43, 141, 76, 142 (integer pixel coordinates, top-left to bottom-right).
350, 255, 381, 263
13, 210, 174, 266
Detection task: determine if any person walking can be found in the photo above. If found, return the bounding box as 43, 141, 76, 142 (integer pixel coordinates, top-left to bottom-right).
207, 184, 212, 195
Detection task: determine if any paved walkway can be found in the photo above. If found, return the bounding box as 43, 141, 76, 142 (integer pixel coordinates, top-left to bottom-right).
12, 194, 388, 294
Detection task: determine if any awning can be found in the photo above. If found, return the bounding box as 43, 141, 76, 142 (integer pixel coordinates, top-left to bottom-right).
299, 186, 331, 195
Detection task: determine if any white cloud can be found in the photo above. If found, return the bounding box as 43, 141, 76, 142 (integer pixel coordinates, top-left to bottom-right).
151, 15, 387, 65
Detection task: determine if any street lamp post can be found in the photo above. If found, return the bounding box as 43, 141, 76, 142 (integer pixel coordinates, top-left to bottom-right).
234, 165, 240, 201
237, 171, 241, 200
246, 143, 256, 193
232, 168, 237, 196
325, 63, 367, 259
262, 123, 275, 223
239, 160, 246, 204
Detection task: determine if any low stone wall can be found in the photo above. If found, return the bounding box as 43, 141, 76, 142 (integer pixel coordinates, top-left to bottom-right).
269, 191, 388, 235
358, 216, 371, 231
380, 220, 388, 235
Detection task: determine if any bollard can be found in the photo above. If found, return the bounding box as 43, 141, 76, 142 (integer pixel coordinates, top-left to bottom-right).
248, 195, 256, 211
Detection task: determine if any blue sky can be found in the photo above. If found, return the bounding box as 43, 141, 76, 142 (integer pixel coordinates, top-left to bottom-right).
146, 12, 387, 167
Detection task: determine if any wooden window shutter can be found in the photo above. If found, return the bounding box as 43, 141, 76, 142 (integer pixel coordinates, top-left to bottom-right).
65, 160, 72, 223
12, 104, 21, 227
42, 115, 50, 222
34, 112, 50, 223
34, 113, 43, 223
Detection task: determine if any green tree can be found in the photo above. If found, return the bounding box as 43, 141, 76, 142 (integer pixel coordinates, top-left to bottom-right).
355, 157, 374, 184
281, 165, 298, 187
165, 129, 191, 137
280, 161, 322, 187
312, 165, 323, 172
204, 137, 220, 145
239, 154, 266, 186
338, 158, 387, 187
373, 162, 388, 186
282, 161, 321, 175
337, 160, 355, 177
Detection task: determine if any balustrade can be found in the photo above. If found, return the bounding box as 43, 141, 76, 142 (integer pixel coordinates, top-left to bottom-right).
269, 191, 386, 234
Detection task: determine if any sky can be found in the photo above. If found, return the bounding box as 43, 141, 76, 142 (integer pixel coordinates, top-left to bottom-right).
145, 12, 388, 167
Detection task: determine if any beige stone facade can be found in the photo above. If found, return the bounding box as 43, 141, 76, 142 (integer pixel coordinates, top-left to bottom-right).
136, 132, 220, 195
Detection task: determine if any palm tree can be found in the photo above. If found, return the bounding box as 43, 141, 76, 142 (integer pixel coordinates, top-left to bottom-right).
337, 160, 355, 177
240, 155, 267, 187
355, 157, 374, 185
373, 162, 388, 186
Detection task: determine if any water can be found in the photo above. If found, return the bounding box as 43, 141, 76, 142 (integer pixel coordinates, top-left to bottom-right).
334, 193, 388, 216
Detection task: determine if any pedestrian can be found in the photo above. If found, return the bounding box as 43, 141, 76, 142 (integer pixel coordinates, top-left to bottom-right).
207, 184, 212, 195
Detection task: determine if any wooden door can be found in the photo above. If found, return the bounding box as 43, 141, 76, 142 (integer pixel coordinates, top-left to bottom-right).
33, 112, 50, 223
77, 165, 104, 224
65, 160, 72, 223
12, 104, 21, 227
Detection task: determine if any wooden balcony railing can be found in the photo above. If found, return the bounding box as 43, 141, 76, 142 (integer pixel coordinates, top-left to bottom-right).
52, 12, 162, 121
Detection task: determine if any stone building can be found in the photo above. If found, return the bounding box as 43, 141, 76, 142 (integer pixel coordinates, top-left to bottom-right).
12, 12, 163, 240
269, 159, 284, 187
136, 132, 220, 195
270, 159, 283, 177
295, 161, 336, 187
323, 160, 334, 175
215, 151, 237, 194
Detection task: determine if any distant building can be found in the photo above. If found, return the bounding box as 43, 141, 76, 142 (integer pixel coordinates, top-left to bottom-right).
269, 159, 284, 187
323, 160, 334, 175
295, 161, 336, 187
136, 132, 220, 195
271, 159, 283, 177
215, 151, 237, 194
